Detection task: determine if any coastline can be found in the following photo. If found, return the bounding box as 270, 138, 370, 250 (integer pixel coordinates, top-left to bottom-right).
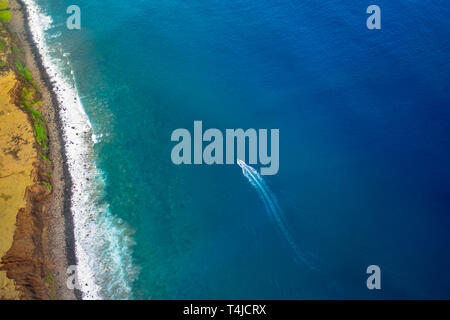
11, 0, 138, 299
3, 0, 78, 299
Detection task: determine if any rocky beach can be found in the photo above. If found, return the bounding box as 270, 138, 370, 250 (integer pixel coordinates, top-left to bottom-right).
0, 0, 76, 300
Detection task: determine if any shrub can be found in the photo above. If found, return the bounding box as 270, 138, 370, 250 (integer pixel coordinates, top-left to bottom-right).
0, 10, 11, 23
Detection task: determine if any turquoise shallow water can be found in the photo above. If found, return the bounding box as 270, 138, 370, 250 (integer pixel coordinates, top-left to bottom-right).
32, 0, 450, 298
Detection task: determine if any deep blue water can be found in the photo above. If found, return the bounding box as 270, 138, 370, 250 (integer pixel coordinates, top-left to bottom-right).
37, 0, 450, 298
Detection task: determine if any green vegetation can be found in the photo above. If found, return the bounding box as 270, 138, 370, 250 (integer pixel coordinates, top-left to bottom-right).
0, 0, 9, 10
22, 88, 42, 106
16, 61, 34, 83
33, 117, 48, 149
39, 152, 51, 163
15, 57, 39, 91
11, 44, 21, 54
45, 272, 58, 300
0, 38, 6, 51
1, 6, 54, 203
42, 181, 52, 191
0, 11, 10, 23
0, 0, 11, 22
0, 0, 11, 23
45, 273, 54, 284
22, 86, 34, 100
21, 86, 49, 150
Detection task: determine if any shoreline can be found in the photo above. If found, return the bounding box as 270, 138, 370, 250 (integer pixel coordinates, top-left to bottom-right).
4, 0, 137, 299
9, 0, 79, 299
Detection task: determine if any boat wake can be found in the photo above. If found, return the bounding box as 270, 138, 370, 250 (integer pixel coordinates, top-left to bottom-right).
237, 159, 318, 269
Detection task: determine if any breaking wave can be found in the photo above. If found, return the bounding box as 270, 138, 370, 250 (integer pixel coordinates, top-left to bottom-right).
22, 0, 138, 299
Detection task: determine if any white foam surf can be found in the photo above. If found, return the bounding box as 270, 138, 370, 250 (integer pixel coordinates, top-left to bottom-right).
22, 0, 138, 299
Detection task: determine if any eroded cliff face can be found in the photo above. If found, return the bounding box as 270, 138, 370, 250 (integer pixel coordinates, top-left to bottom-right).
0, 71, 28, 300
1, 179, 51, 299
0, 19, 52, 300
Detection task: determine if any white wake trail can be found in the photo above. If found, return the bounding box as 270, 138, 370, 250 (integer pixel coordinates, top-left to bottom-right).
237, 159, 317, 269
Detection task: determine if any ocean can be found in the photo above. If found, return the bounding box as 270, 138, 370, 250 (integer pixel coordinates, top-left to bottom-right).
25, 0, 450, 299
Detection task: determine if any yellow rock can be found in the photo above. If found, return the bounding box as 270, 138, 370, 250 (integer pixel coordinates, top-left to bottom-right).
0, 70, 37, 299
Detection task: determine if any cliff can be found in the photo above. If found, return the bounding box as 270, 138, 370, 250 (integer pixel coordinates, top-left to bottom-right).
0, 6, 53, 299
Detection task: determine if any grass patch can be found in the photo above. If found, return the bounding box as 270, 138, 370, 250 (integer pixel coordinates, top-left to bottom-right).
29, 107, 44, 121
0, 0, 10, 22
39, 152, 51, 163
42, 181, 52, 191
33, 120, 48, 149
0, 0, 9, 10
0, 60, 5, 67
16, 61, 38, 90
11, 44, 21, 54
22, 86, 34, 100
0, 10, 11, 23
16, 62, 33, 81
45, 273, 54, 284
0, 38, 6, 51
45, 272, 58, 300
22, 85, 49, 150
